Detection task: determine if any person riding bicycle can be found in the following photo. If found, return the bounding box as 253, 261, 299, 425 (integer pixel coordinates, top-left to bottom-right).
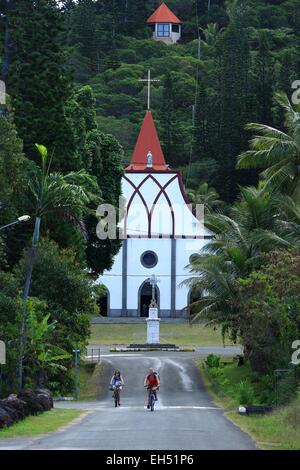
144, 368, 160, 408
110, 370, 124, 405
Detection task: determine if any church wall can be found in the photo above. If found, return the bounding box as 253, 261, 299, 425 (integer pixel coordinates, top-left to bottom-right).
126, 238, 172, 316
97, 246, 123, 316
175, 238, 207, 311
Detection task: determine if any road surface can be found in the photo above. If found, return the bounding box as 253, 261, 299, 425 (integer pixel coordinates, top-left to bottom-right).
0, 351, 256, 450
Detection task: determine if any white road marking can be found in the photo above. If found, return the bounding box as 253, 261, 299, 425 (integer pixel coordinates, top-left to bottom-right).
86, 354, 143, 358
164, 358, 194, 392
61, 405, 220, 411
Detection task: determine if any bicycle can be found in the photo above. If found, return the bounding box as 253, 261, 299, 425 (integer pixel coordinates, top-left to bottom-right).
111, 384, 122, 407
145, 385, 157, 412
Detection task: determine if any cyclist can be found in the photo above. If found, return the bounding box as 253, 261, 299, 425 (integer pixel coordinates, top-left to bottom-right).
110, 370, 124, 406
144, 368, 160, 408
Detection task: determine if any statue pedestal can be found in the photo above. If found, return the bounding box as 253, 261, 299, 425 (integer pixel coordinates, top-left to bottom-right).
146, 307, 160, 344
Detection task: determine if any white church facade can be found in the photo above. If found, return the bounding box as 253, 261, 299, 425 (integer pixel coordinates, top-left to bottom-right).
98, 110, 210, 318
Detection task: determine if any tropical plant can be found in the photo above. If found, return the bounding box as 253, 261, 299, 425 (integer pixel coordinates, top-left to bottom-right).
237, 93, 300, 199
19, 144, 99, 390
22, 143, 99, 301
185, 186, 293, 337
24, 299, 71, 388
187, 183, 223, 214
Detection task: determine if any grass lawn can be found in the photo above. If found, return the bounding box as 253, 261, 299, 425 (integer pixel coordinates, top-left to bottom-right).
0, 409, 83, 439
90, 323, 228, 346
197, 359, 300, 450
78, 362, 105, 401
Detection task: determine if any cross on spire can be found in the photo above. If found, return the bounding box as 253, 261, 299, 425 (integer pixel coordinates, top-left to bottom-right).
139, 70, 160, 110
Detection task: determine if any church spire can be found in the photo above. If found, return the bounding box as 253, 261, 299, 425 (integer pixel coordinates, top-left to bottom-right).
126, 111, 168, 171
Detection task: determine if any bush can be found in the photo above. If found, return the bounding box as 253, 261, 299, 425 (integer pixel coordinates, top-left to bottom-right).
237, 380, 255, 405
284, 403, 300, 429
275, 370, 298, 406
205, 354, 220, 368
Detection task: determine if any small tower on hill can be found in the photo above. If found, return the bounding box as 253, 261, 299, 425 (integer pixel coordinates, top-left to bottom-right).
147, 2, 182, 45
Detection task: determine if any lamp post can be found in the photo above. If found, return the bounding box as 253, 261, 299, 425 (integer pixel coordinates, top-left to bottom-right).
0, 215, 31, 231
73, 349, 80, 401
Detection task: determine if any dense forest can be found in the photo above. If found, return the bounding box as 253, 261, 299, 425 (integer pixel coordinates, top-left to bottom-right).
62, 0, 300, 202
0, 0, 300, 400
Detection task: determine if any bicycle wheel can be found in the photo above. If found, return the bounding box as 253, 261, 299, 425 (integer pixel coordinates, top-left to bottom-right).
150, 393, 155, 412
114, 391, 118, 407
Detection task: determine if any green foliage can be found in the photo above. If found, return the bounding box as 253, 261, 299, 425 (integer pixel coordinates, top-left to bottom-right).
24, 298, 71, 389
237, 93, 300, 198
237, 379, 255, 405
238, 251, 300, 374
60, 0, 299, 200
0, 108, 26, 268
15, 239, 97, 393
205, 354, 221, 368
5, 0, 75, 172
187, 183, 223, 214
0, 271, 22, 396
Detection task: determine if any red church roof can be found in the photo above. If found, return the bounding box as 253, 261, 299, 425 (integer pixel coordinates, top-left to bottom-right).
126, 111, 169, 171
147, 2, 181, 25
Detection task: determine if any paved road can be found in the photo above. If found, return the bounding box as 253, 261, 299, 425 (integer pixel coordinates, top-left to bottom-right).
0, 352, 256, 450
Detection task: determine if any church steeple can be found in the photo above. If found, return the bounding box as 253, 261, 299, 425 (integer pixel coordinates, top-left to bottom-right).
126, 111, 169, 171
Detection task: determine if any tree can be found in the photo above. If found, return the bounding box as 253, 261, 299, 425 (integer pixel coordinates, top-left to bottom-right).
214, 2, 251, 202
186, 186, 291, 327
0, 270, 21, 396
237, 93, 300, 199
193, 79, 210, 159
0, 103, 27, 270
187, 183, 223, 214
159, 72, 177, 165
64, 85, 124, 274
6, 0, 75, 171
85, 131, 124, 274
16, 239, 97, 394
253, 31, 274, 126
0, 106, 24, 230
24, 299, 70, 389
238, 251, 300, 375
18, 144, 99, 390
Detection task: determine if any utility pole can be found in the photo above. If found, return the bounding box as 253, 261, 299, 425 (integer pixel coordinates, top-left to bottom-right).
73, 349, 80, 400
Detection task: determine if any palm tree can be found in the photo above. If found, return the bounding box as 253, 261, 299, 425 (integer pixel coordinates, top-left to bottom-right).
185, 186, 291, 327
187, 183, 223, 214
19, 144, 99, 390
237, 93, 300, 199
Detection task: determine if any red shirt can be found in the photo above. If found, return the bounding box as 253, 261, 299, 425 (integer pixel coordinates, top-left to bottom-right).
147, 374, 158, 387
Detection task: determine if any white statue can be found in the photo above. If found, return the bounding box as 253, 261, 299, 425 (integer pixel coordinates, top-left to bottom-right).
147, 150, 153, 168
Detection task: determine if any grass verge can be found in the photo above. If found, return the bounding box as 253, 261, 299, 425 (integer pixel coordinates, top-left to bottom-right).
0, 409, 83, 439
90, 323, 228, 346
78, 362, 105, 401
197, 358, 300, 450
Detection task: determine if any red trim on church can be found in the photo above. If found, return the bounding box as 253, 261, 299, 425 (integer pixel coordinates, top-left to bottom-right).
126, 111, 169, 171
147, 3, 182, 24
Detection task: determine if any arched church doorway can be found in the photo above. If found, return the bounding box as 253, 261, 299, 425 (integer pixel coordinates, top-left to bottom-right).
139, 281, 159, 317
98, 287, 110, 317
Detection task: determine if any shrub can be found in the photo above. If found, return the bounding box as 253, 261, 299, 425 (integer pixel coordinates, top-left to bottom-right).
205, 354, 221, 368
284, 403, 300, 429
237, 380, 255, 405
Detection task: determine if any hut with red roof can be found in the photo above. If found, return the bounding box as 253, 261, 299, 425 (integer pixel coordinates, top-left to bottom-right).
147, 2, 182, 44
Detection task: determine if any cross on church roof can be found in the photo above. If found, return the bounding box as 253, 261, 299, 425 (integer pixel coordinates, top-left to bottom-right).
139, 70, 160, 110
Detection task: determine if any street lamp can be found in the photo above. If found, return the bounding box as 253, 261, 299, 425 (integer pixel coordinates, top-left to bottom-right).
0, 215, 31, 231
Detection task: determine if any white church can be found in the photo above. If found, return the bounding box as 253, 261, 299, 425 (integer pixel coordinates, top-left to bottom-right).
98, 99, 211, 319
